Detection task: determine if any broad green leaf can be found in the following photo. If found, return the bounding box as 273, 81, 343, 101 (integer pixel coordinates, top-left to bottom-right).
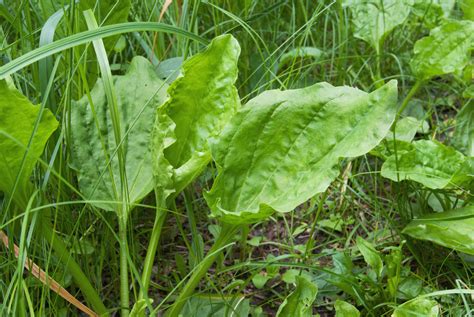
335, 300, 360, 317
402, 206, 474, 255
180, 295, 250, 317
152, 34, 240, 200
410, 20, 474, 80
205, 80, 398, 224
392, 297, 439, 317
281, 269, 313, 284
276, 275, 318, 317
70, 56, 168, 211
356, 236, 384, 278
370, 139, 414, 160
371, 116, 427, 159
344, 0, 413, 50
453, 102, 474, 156
460, 0, 474, 20
397, 276, 423, 300
381, 140, 473, 189
0, 80, 58, 205
391, 117, 424, 142
412, 0, 454, 28
371, 114, 427, 159
156, 57, 183, 83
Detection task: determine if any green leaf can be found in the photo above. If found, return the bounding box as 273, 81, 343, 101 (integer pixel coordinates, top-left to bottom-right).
70, 56, 168, 211
453, 102, 474, 156
180, 295, 250, 317
460, 0, 474, 20
335, 300, 360, 317
152, 34, 240, 200
370, 139, 414, 160
381, 140, 473, 189
156, 57, 183, 83
0, 80, 58, 205
391, 117, 424, 142
412, 0, 454, 28
205, 80, 398, 224
371, 115, 426, 160
252, 272, 272, 289
392, 297, 439, 317
402, 205, 474, 255
344, 0, 413, 50
356, 236, 384, 278
276, 275, 318, 317
397, 276, 423, 300
410, 20, 474, 80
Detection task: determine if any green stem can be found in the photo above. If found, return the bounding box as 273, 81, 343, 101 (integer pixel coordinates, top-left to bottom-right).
41, 215, 108, 315
166, 224, 239, 317
240, 224, 250, 263
139, 209, 167, 299
374, 40, 385, 88
397, 80, 423, 118
118, 218, 130, 317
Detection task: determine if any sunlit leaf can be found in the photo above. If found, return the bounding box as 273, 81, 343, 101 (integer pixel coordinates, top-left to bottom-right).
381, 140, 473, 189
276, 275, 318, 317
392, 297, 439, 317
70, 56, 168, 211
410, 20, 474, 80
152, 34, 240, 200
344, 0, 413, 50
412, 0, 454, 28
460, 0, 474, 20
391, 117, 424, 142
205, 81, 398, 224
403, 205, 474, 255
335, 300, 360, 317
0, 80, 58, 205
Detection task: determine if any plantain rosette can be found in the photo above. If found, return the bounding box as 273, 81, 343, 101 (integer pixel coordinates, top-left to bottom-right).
205, 80, 399, 225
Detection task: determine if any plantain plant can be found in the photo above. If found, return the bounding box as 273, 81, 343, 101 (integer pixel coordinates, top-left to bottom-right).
2, 1, 474, 315
165, 79, 399, 316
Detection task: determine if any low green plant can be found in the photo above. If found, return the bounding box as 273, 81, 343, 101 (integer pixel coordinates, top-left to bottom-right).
1, 0, 474, 316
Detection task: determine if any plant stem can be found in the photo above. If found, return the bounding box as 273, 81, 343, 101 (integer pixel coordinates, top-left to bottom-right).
139, 208, 167, 299
374, 40, 384, 88
41, 215, 108, 316
166, 223, 239, 317
118, 217, 130, 317
397, 80, 423, 117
